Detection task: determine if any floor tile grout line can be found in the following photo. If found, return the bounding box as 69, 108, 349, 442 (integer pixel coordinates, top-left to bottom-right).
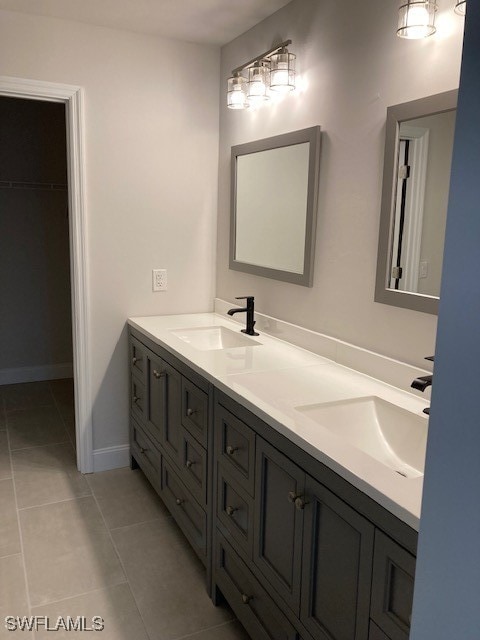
108, 514, 173, 534
88, 481, 153, 640
47, 381, 75, 450
0, 551, 24, 561
28, 580, 129, 611
5, 426, 34, 627
17, 494, 93, 512
9, 439, 72, 453
174, 619, 240, 640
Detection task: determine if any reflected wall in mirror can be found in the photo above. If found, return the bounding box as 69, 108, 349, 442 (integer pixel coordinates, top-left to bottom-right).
230, 126, 321, 287
375, 90, 458, 314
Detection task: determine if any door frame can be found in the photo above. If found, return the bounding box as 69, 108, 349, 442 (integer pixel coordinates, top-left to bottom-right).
0, 75, 93, 473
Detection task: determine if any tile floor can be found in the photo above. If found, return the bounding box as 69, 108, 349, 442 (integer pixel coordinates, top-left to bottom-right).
0, 380, 249, 640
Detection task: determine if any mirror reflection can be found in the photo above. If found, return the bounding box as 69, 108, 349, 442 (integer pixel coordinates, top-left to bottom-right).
390, 110, 456, 298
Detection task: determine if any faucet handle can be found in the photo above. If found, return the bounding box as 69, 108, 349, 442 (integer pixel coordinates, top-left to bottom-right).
235, 296, 254, 301
425, 356, 435, 362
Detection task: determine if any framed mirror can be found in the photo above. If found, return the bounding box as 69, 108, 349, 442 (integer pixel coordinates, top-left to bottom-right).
375, 90, 458, 314
230, 126, 321, 287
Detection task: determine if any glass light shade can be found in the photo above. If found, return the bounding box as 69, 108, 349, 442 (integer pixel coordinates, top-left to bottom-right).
247, 62, 270, 107
397, 1, 437, 39
269, 49, 296, 93
227, 73, 248, 110
454, 0, 466, 15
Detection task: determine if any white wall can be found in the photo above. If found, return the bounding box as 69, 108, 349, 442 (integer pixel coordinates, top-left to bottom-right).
216, 0, 464, 368
0, 9, 220, 450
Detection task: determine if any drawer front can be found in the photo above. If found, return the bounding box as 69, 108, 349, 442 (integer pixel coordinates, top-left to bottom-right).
131, 377, 146, 424
181, 378, 209, 448
179, 427, 207, 506
161, 460, 207, 563
215, 404, 255, 496
130, 336, 147, 381
371, 531, 416, 640
215, 532, 299, 640
130, 418, 161, 493
217, 467, 254, 557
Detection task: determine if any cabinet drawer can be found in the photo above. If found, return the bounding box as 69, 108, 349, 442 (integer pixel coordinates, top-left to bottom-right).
217, 467, 254, 557
130, 418, 161, 494
161, 460, 207, 564
215, 404, 255, 496
131, 377, 146, 423
130, 336, 147, 381
215, 532, 300, 640
179, 427, 207, 506
371, 531, 416, 640
181, 378, 209, 448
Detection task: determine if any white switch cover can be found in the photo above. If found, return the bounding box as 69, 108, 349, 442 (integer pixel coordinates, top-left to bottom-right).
152, 269, 167, 291
419, 261, 429, 279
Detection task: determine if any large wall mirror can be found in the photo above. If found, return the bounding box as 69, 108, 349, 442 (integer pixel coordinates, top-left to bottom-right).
375, 90, 458, 314
230, 126, 321, 287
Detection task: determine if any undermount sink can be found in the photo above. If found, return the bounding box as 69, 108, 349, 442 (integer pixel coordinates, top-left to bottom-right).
170, 325, 261, 351
295, 396, 428, 478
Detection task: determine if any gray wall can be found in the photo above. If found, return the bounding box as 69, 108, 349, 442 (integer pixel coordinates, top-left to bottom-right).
216, 0, 464, 368
0, 97, 73, 375
410, 2, 480, 637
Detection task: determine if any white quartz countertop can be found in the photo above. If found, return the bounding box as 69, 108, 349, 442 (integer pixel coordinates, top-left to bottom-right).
128, 312, 428, 530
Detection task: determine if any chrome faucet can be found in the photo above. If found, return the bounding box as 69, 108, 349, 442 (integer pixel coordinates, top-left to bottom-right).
227, 296, 259, 336
411, 356, 434, 415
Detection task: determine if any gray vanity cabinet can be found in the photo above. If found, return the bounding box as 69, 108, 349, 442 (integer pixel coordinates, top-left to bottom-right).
300, 476, 374, 640
254, 438, 305, 614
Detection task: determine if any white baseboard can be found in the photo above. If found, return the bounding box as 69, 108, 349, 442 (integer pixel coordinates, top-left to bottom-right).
0, 363, 74, 386
92, 444, 131, 473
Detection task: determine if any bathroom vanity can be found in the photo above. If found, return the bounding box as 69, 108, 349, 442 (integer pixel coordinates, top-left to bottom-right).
128, 312, 428, 640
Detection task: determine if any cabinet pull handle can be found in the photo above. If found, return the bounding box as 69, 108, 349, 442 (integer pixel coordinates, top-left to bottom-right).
186, 408, 196, 417
153, 369, 164, 379
226, 506, 237, 517
287, 491, 300, 503
241, 594, 252, 605
133, 395, 140, 404
140, 447, 148, 454
132, 356, 138, 365
186, 460, 194, 469
175, 498, 184, 506
226, 445, 237, 456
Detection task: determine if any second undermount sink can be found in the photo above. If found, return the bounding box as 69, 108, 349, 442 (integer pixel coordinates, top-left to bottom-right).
295, 396, 428, 478
170, 325, 261, 351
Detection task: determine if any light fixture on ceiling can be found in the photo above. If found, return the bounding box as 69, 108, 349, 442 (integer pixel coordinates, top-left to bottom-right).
454, 0, 466, 15
397, 1, 438, 39
226, 40, 296, 110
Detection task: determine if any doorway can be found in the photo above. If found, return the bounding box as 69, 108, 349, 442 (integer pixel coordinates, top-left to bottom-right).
0, 76, 91, 473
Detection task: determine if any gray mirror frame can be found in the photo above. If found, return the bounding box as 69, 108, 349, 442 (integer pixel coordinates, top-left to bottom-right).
230, 126, 322, 287
375, 89, 458, 315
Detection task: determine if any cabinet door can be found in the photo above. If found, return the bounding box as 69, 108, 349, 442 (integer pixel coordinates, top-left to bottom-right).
146, 354, 182, 466
300, 475, 374, 640
254, 438, 305, 614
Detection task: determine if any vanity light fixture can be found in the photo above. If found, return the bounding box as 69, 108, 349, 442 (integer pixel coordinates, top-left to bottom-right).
226, 39, 296, 110
454, 0, 466, 15
397, 1, 438, 39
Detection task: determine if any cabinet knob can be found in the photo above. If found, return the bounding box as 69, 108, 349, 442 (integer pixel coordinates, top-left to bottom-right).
133, 395, 140, 404
186, 408, 196, 417
287, 491, 300, 503
295, 497, 306, 510
241, 594, 252, 605
140, 447, 149, 454
132, 357, 138, 365
186, 460, 194, 469
175, 498, 184, 506
226, 445, 237, 456
153, 369, 164, 379
226, 506, 237, 517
